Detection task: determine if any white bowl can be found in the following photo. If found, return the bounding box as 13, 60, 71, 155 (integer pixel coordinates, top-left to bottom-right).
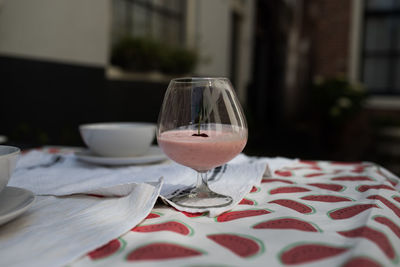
79, 122, 156, 157
0, 146, 20, 193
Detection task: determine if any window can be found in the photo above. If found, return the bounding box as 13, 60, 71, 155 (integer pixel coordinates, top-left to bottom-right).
111, 0, 186, 46
362, 0, 400, 94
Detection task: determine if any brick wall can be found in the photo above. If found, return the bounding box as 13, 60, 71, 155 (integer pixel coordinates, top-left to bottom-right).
306, 0, 351, 77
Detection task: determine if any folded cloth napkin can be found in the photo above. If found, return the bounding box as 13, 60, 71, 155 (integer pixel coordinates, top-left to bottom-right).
0, 180, 162, 267
11, 151, 294, 216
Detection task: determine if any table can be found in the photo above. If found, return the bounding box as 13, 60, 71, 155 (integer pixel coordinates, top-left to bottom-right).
7, 148, 400, 266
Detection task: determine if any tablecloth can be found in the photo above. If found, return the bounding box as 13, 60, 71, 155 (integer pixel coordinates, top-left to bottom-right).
5, 147, 400, 266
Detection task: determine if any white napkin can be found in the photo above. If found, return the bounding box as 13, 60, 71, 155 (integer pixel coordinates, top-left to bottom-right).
0, 180, 162, 267
11, 151, 293, 216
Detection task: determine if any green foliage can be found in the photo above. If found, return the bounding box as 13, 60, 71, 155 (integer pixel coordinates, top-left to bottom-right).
311, 76, 368, 125
111, 36, 198, 75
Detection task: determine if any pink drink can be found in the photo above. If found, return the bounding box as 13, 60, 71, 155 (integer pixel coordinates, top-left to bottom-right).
157, 127, 247, 172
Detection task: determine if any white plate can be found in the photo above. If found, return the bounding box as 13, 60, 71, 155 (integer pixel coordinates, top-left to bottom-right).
75, 145, 168, 166
0, 187, 35, 226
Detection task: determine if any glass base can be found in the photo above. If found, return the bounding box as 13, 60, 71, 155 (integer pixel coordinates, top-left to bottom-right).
169, 188, 233, 209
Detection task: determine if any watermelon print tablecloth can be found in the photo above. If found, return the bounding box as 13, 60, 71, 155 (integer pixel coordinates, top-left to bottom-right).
69, 159, 400, 267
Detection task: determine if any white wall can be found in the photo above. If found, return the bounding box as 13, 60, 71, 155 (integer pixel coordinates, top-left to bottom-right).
0, 0, 110, 67
194, 0, 231, 77
187, 0, 254, 105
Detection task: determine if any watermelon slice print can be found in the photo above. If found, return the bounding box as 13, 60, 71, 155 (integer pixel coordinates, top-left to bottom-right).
373, 215, 400, 238
253, 217, 321, 232
126, 242, 203, 261
268, 199, 315, 214
301, 194, 353, 202
367, 195, 400, 218
207, 233, 264, 258
342, 256, 382, 267
239, 198, 257, 205
88, 238, 126, 260
279, 242, 348, 265
173, 208, 205, 218
338, 226, 396, 261
356, 184, 396, 192
330, 161, 362, 165
307, 183, 345, 192
331, 176, 374, 182
299, 160, 318, 166
304, 172, 326, 178
132, 220, 194, 236
328, 204, 379, 220
145, 211, 162, 220
393, 196, 400, 203
274, 170, 292, 177
261, 178, 294, 184
269, 186, 310, 195
250, 186, 260, 193
216, 209, 271, 222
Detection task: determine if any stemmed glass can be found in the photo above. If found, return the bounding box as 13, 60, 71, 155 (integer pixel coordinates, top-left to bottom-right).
157, 77, 248, 208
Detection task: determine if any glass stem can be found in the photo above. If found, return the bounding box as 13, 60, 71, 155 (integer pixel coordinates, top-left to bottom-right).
196, 171, 210, 192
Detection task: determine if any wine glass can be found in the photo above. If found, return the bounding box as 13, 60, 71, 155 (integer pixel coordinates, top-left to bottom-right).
157, 77, 248, 208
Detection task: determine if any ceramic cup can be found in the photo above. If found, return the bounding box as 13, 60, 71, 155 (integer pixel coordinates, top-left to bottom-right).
0, 145, 20, 193
79, 122, 156, 157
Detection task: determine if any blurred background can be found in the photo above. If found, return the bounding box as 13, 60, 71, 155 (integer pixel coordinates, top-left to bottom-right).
0, 0, 399, 174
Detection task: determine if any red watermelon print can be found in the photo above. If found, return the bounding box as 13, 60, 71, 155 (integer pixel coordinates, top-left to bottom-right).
274, 170, 292, 177
207, 233, 264, 258
301, 194, 353, 203
299, 160, 318, 166
216, 209, 271, 222
269, 186, 310, 195
261, 178, 294, 184
373, 216, 400, 238
393, 196, 400, 203
253, 217, 321, 232
268, 199, 314, 214
173, 208, 205, 218
279, 243, 348, 265
338, 226, 396, 260
367, 195, 400, 218
307, 183, 345, 192
357, 184, 396, 192
126, 242, 203, 261
239, 198, 257, 205
304, 172, 326, 178
88, 238, 125, 260
145, 212, 162, 220
328, 204, 379, 220
250, 186, 260, 193
132, 221, 193, 236
331, 176, 374, 182
343, 257, 382, 267
330, 161, 362, 165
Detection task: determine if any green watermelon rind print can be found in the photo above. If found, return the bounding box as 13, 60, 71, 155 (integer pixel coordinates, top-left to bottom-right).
251, 216, 323, 233
124, 241, 207, 261
133, 220, 195, 236
207, 232, 265, 259
277, 241, 350, 265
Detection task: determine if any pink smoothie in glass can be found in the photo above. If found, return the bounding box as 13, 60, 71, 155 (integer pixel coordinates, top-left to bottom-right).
157, 127, 247, 172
